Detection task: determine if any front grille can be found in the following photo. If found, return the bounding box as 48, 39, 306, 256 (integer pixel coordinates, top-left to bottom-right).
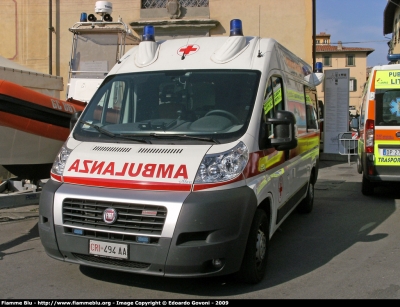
63, 198, 167, 236
64, 227, 160, 244
92, 146, 132, 153
72, 253, 150, 269
138, 147, 183, 154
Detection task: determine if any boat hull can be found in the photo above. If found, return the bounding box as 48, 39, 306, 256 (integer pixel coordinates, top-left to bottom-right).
0, 79, 85, 180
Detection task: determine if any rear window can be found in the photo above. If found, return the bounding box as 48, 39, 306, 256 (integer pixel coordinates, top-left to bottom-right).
375, 89, 400, 126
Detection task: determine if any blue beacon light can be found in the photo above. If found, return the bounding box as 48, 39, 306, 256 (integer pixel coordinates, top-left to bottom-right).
80, 12, 87, 22
142, 25, 155, 42
230, 19, 243, 36
315, 62, 323, 73
387, 54, 400, 62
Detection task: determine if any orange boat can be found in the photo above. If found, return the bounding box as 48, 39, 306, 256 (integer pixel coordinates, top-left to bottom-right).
0, 79, 86, 181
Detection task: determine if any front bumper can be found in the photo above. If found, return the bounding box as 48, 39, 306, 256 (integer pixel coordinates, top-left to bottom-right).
38, 180, 257, 277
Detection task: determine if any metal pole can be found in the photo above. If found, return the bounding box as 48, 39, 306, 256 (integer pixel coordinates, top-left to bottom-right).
49, 0, 52, 75
312, 0, 316, 71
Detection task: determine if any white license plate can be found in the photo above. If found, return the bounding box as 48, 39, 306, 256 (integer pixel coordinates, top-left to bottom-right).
383, 149, 400, 156
89, 240, 128, 259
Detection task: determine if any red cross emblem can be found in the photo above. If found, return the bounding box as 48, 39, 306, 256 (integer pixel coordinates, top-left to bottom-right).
177, 44, 199, 57
278, 176, 283, 202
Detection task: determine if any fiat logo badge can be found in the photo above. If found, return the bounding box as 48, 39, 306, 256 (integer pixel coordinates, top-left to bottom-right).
103, 208, 118, 224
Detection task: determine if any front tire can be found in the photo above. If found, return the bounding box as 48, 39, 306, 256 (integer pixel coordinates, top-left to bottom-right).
297, 174, 315, 214
236, 209, 269, 284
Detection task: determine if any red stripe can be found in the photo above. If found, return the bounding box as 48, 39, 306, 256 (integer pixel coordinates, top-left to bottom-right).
244, 149, 285, 178
62, 176, 192, 192
50, 173, 63, 182
55, 139, 318, 192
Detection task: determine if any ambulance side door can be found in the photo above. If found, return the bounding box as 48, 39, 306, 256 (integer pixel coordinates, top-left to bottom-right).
284, 77, 310, 207
259, 74, 293, 221
305, 85, 320, 179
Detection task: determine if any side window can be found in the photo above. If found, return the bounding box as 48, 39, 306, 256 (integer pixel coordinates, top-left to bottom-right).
263, 79, 274, 120
360, 98, 366, 130
263, 77, 283, 121
259, 76, 284, 149
305, 86, 318, 130
273, 77, 284, 113
323, 55, 331, 67
286, 79, 306, 130
349, 78, 357, 92
347, 54, 355, 66
91, 80, 127, 124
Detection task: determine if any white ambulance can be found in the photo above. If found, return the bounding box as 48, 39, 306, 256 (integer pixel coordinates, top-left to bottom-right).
39, 20, 323, 284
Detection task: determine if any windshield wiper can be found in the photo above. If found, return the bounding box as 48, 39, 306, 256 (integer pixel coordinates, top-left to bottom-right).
80, 120, 115, 137
149, 133, 220, 144
114, 133, 151, 144
80, 121, 150, 143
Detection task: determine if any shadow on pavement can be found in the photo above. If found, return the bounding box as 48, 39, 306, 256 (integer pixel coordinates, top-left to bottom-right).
0, 221, 39, 260
79, 181, 399, 296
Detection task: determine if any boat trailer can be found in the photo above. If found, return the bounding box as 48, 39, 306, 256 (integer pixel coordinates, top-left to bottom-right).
0, 178, 47, 209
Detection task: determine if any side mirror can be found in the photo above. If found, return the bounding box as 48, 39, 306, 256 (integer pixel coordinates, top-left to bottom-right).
265, 110, 298, 151
70, 111, 82, 131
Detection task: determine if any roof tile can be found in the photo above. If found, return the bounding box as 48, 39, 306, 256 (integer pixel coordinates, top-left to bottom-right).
316, 45, 374, 54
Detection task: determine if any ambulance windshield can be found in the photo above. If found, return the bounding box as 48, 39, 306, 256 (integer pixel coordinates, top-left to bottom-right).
73, 70, 260, 143
375, 89, 400, 126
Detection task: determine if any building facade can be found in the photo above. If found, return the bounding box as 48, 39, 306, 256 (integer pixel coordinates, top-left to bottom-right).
384, 0, 400, 61
2, 0, 314, 99
315, 32, 374, 112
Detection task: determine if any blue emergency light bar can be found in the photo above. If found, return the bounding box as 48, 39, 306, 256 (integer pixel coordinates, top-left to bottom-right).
387, 54, 400, 62
230, 19, 243, 36
142, 25, 155, 42
80, 12, 87, 22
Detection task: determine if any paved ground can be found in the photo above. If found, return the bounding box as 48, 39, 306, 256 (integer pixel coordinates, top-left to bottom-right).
6, 155, 391, 299
0, 204, 39, 222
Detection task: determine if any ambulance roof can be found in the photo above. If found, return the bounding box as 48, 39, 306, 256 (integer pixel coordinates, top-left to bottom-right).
371, 63, 400, 71
109, 36, 279, 74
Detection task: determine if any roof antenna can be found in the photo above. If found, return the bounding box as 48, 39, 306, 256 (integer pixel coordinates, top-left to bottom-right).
257, 5, 262, 57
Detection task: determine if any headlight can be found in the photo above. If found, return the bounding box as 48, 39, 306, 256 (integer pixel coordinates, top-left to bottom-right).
51, 144, 72, 176
194, 141, 249, 183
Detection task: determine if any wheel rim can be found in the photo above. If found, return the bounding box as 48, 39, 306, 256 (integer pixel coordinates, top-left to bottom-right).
255, 227, 267, 267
